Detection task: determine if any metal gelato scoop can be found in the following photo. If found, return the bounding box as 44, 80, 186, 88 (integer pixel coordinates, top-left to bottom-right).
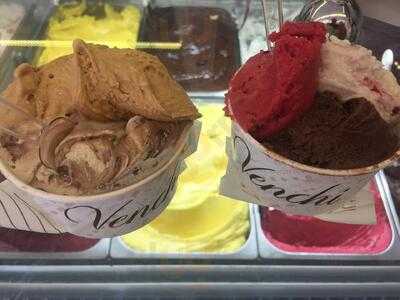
295, 0, 363, 42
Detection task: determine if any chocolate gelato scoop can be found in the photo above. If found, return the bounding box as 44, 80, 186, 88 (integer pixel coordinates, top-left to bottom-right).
33, 115, 185, 195
0, 40, 199, 195
0, 125, 40, 183
264, 91, 399, 169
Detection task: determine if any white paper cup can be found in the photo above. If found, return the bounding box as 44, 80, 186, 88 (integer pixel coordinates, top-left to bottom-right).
0, 123, 198, 238
225, 121, 400, 216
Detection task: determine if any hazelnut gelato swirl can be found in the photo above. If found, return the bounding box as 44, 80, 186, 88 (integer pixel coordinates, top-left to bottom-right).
0, 40, 199, 195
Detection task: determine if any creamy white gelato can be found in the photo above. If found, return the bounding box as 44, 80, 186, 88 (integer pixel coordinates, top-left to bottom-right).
319, 37, 400, 124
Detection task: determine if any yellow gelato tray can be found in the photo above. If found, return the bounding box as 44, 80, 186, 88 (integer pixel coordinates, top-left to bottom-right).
110, 101, 256, 259
0, 1, 145, 91
110, 205, 257, 260
31, 0, 145, 66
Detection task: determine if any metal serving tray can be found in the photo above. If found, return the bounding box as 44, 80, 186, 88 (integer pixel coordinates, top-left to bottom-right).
0, 238, 110, 260
255, 174, 400, 260
378, 170, 400, 241
142, 0, 243, 99
110, 204, 257, 260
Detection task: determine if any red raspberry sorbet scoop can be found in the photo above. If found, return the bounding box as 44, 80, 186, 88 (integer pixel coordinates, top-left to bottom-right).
226, 22, 326, 140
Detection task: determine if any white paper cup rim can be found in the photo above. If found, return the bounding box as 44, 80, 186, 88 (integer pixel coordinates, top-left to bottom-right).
234, 121, 400, 177
0, 123, 192, 203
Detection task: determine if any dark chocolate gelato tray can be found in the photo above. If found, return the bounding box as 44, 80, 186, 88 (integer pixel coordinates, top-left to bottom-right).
140, 0, 242, 98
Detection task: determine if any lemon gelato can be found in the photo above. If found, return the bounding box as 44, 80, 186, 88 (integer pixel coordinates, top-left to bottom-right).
37, 1, 141, 65
121, 104, 250, 253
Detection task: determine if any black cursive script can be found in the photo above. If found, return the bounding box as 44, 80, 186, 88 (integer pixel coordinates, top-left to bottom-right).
233, 136, 351, 207
64, 164, 179, 230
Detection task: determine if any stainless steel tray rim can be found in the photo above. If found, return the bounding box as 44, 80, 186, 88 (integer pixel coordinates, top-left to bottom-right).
377, 171, 400, 242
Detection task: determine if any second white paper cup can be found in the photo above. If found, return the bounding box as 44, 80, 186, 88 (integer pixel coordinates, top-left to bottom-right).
223, 121, 400, 216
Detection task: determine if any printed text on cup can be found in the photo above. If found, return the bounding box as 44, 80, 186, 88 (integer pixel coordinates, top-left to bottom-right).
234, 136, 351, 207
64, 165, 179, 231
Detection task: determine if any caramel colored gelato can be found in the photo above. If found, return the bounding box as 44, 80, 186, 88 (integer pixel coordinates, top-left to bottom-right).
0, 40, 199, 195
73, 40, 198, 122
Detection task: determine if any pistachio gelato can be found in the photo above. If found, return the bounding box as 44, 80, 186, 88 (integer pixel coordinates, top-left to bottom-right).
0, 40, 199, 195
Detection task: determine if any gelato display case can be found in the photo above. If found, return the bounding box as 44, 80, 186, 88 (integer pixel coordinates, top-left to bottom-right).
1, 0, 400, 298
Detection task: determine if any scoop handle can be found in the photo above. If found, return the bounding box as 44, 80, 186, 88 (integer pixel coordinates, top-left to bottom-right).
261, 0, 284, 51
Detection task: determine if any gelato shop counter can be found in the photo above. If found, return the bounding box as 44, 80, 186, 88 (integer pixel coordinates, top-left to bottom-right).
1, 0, 400, 298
